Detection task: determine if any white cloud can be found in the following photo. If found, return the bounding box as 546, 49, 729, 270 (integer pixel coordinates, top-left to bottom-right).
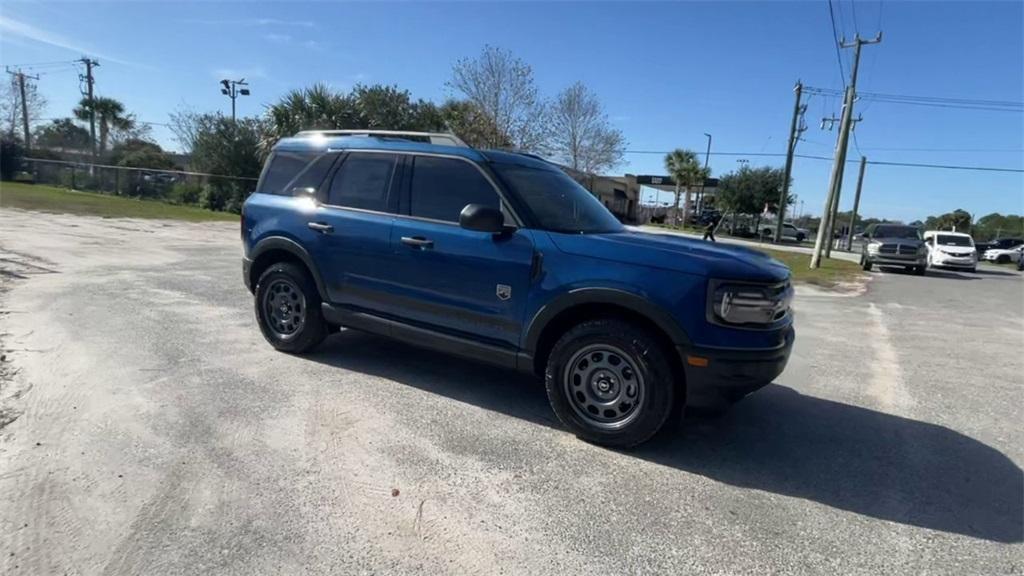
0, 15, 148, 68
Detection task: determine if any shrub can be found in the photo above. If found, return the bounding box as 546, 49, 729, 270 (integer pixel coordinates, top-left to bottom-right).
1, 134, 25, 180
169, 182, 202, 205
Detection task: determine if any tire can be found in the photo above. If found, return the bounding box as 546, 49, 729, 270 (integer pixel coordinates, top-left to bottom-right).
997, 254, 1010, 264
915, 266, 927, 276
254, 262, 328, 353
861, 253, 873, 271
544, 319, 676, 448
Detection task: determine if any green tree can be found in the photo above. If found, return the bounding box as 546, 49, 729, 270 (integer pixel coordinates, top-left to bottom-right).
110, 139, 175, 170
261, 83, 453, 156
663, 149, 707, 227
34, 118, 91, 151
190, 114, 263, 213
923, 209, 973, 233
438, 99, 511, 148
716, 166, 787, 233
73, 96, 133, 153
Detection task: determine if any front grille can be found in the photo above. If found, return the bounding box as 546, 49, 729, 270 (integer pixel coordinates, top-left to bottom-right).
898, 244, 917, 255
879, 244, 898, 254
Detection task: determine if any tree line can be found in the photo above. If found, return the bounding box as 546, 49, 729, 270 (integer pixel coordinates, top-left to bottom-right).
1, 46, 628, 213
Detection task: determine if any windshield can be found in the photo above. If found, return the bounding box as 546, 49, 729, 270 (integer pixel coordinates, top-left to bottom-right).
936, 234, 973, 247
873, 226, 921, 240
491, 163, 624, 234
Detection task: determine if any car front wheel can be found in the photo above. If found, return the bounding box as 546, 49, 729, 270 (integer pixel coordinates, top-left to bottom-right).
544, 319, 677, 448
860, 253, 873, 271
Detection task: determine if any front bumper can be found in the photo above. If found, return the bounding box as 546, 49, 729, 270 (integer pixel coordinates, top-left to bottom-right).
679, 326, 795, 408
868, 254, 926, 267
242, 257, 254, 293
932, 255, 976, 268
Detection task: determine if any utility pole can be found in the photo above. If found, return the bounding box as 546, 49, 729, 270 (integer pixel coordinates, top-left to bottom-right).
845, 156, 867, 250
823, 114, 861, 257
775, 81, 807, 243
810, 32, 881, 269
697, 132, 711, 215
78, 57, 99, 159
5, 68, 39, 152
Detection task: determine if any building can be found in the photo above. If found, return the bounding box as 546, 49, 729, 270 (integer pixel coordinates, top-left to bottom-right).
563, 166, 718, 224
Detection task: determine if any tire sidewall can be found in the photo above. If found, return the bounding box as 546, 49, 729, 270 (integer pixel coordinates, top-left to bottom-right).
255, 263, 326, 353
545, 320, 676, 448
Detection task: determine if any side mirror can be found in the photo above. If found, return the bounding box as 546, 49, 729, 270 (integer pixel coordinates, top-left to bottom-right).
459, 204, 506, 234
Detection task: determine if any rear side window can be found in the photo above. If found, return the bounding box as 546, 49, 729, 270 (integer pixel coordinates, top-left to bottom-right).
326, 153, 397, 211
409, 156, 498, 222
259, 150, 318, 195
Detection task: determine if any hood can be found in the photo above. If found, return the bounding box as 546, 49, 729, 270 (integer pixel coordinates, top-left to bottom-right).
547, 230, 791, 283
870, 236, 925, 246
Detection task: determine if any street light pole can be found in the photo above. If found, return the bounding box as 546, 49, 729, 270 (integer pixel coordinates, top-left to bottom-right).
220, 78, 250, 121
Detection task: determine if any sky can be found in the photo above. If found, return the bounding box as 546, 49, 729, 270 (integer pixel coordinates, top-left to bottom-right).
0, 1, 1021, 222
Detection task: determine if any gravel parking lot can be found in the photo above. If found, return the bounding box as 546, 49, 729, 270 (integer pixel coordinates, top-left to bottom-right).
1, 209, 1021, 575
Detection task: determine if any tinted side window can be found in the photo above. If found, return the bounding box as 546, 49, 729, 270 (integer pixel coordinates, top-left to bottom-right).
259, 150, 318, 195
409, 156, 498, 222
327, 153, 397, 211
290, 153, 338, 192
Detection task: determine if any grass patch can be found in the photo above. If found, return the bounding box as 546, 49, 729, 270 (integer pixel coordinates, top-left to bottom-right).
757, 248, 865, 287
0, 182, 237, 222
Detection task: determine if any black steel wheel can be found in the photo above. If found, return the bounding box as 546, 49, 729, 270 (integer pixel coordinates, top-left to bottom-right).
255, 262, 327, 353
545, 318, 677, 448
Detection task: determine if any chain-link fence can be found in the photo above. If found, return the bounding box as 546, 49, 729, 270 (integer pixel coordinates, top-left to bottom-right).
21, 158, 259, 213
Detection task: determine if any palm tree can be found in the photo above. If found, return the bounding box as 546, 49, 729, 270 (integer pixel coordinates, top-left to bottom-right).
664, 149, 707, 227
73, 96, 132, 154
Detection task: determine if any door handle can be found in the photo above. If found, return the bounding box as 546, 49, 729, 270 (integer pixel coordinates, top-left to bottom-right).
400, 236, 434, 249
307, 222, 334, 234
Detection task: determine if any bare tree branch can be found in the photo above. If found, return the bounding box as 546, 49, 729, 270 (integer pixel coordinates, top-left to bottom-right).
549, 81, 625, 174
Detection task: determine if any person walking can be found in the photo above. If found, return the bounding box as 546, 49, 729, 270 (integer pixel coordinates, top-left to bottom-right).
702, 214, 719, 242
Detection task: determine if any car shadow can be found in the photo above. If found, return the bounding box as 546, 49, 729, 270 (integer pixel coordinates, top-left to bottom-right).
306, 330, 1023, 544
877, 266, 977, 280
973, 267, 1021, 277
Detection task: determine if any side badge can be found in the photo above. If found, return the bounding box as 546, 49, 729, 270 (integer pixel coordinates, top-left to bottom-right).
496, 284, 512, 301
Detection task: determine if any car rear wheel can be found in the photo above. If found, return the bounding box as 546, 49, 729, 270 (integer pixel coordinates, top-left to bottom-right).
255, 262, 327, 353
544, 319, 676, 448
997, 254, 1011, 264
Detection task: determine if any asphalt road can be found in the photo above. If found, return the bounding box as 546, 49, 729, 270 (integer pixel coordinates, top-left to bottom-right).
1, 209, 1021, 575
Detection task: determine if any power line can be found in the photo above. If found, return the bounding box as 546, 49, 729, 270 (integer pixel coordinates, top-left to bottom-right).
826, 0, 848, 84
803, 86, 1023, 112
623, 149, 1022, 172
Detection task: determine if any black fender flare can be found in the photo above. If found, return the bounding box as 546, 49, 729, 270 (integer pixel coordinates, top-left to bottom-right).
522, 288, 692, 357
249, 236, 329, 299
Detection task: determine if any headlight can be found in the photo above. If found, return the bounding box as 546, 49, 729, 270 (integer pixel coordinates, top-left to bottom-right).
867, 242, 881, 253
708, 280, 793, 328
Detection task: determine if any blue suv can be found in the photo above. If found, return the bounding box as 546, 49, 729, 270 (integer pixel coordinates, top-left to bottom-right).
242, 130, 795, 447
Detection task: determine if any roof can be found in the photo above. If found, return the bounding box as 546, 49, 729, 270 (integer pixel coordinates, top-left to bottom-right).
274, 134, 487, 162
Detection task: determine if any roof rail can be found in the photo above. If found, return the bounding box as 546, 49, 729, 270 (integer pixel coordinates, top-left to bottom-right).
293, 129, 468, 148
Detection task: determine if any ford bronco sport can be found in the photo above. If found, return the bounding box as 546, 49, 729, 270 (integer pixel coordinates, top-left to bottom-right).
242, 130, 795, 447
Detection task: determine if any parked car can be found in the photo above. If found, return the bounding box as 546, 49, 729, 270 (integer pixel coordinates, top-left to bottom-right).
759, 223, 806, 242
241, 130, 795, 447
923, 231, 977, 272
859, 223, 928, 275
974, 237, 1023, 258
982, 240, 1024, 264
